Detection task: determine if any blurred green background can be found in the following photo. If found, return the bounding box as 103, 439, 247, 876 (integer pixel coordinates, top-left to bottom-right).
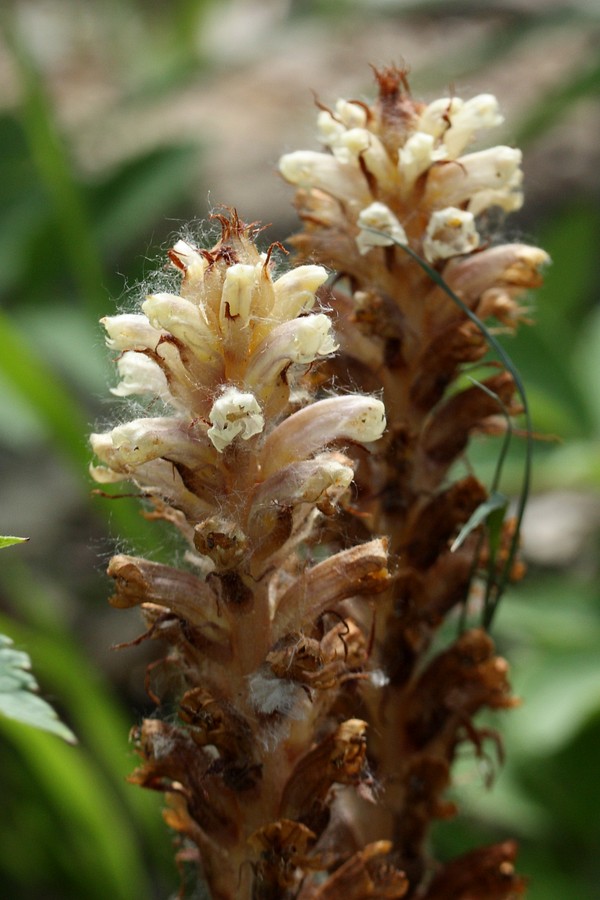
0, 1, 598, 898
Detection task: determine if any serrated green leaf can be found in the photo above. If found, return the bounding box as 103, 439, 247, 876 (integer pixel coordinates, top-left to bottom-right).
0, 634, 76, 744
0, 535, 29, 549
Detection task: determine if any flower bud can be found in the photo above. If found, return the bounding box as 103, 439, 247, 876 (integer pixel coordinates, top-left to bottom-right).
279, 150, 369, 205
110, 351, 170, 401
101, 313, 163, 351
92, 416, 211, 469
220, 263, 258, 326
398, 131, 447, 191
272, 264, 329, 320
442, 93, 503, 156
142, 293, 218, 362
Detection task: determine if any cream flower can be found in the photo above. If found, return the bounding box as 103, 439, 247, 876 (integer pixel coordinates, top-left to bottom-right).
423, 207, 480, 262
207, 387, 264, 452
280, 85, 525, 263
356, 202, 408, 254
92, 215, 387, 574
110, 350, 171, 401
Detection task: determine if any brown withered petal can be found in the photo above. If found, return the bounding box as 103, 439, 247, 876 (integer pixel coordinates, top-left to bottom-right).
422, 840, 527, 899
281, 719, 368, 823
107, 554, 223, 630
443, 244, 549, 304
409, 322, 487, 411
178, 686, 256, 764
403, 477, 487, 569
193, 516, 249, 571
135, 603, 233, 669
266, 618, 366, 692
403, 629, 517, 752
163, 794, 237, 900
300, 841, 408, 899
421, 371, 518, 469
130, 718, 242, 847
381, 548, 475, 686
248, 818, 317, 858
274, 539, 389, 638
248, 819, 320, 891
402, 756, 455, 821
392, 755, 456, 883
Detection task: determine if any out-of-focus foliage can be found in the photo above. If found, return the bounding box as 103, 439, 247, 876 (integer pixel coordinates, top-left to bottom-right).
0, 1, 598, 898
0, 631, 76, 743
1, 534, 76, 744
0, 535, 28, 548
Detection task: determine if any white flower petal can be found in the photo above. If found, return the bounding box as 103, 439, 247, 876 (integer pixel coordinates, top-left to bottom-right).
425, 146, 522, 210
207, 387, 264, 452
398, 132, 447, 190
272, 265, 328, 320
317, 109, 347, 147
220, 264, 258, 327
142, 293, 217, 361
101, 314, 164, 351
279, 150, 369, 204
335, 99, 367, 129
169, 239, 206, 272
443, 94, 503, 157
423, 207, 480, 262
250, 456, 354, 519
92, 417, 210, 469
417, 97, 464, 139
246, 314, 337, 388
356, 202, 407, 254
110, 351, 171, 400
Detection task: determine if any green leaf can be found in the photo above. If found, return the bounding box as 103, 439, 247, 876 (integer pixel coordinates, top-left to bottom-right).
0, 535, 29, 549
450, 490, 509, 553
0, 634, 76, 743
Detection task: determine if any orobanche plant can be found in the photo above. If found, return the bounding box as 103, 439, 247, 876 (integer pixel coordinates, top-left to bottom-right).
91, 67, 548, 899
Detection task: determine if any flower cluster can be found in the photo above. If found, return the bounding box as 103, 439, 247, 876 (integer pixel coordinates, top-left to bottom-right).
278, 66, 547, 896
91, 212, 397, 899
281, 76, 523, 262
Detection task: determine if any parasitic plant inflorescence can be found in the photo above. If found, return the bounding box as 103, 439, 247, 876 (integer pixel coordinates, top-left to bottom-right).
92, 67, 548, 899
92, 211, 394, 899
